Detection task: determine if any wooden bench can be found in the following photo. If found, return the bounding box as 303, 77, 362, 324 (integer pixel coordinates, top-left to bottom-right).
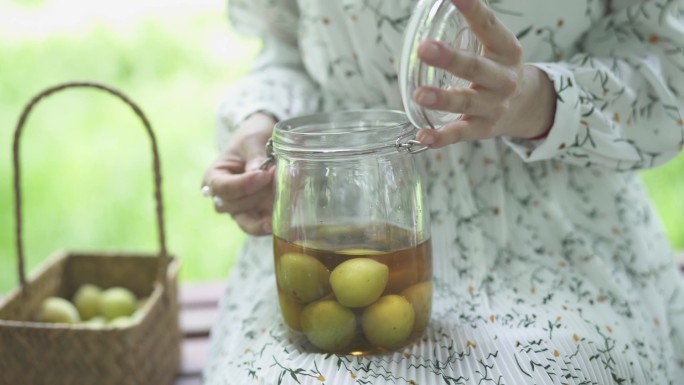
174, 281, 226, 385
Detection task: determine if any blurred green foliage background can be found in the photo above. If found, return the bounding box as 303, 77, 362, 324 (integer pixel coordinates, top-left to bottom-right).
0, 0, 257, 293
1, 0, 682, 294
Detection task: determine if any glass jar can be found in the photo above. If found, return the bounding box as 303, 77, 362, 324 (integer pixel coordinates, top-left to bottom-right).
270, 110, 432, 355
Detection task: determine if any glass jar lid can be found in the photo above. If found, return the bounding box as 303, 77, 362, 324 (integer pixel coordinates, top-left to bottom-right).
399, 0, 482, 129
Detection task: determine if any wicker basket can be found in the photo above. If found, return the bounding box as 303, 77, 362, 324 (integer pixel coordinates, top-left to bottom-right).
0, 82, 181, 385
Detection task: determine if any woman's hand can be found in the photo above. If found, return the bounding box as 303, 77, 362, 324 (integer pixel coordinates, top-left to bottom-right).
414, 0, 556, 148
202, 112, 276, 236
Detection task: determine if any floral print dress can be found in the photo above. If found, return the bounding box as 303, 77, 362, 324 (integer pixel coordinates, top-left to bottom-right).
205, 0, 684, 384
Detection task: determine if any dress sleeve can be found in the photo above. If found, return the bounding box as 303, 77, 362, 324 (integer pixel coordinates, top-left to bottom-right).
504, 0, 684, 170
215, 0, 321, 150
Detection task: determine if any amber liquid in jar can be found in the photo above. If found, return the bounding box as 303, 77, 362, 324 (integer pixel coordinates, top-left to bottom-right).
274, 222, 432, 355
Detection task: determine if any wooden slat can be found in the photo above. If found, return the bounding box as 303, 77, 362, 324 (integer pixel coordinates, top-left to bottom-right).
179, 281, 226, 308
180, 305, 219, 338
180, 337, 211, 376
173, 282, 225, 384
178, 281, 223, 338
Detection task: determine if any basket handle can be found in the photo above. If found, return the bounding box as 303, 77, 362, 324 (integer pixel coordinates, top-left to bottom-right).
12, 81, 169, 292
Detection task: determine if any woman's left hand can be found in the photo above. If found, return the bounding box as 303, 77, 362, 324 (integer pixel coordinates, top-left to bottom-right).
414, 0, 556, 148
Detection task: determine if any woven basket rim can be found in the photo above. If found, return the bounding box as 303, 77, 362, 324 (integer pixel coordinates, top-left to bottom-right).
0, 279, 168, 329
0, 252, 180, 321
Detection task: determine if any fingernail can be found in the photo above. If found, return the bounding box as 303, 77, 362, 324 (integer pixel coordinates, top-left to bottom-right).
419, 41, 441, 61
417, 131, 435, 145
416, 89, 438, 107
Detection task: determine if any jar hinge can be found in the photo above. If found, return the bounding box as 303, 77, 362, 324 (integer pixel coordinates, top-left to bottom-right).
395, 134, 429, 154
258, 137, 276, 170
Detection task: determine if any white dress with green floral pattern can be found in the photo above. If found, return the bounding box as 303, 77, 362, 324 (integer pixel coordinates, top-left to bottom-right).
205, 0, 684, 383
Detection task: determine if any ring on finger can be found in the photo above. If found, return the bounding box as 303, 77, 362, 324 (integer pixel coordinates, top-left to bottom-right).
213, 195, 225, 208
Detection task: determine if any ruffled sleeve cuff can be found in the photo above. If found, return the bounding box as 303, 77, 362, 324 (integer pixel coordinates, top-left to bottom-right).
502, 62, 582, 162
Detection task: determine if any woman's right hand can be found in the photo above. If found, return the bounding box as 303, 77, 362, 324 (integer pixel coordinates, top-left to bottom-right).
202, 112, 276, 236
